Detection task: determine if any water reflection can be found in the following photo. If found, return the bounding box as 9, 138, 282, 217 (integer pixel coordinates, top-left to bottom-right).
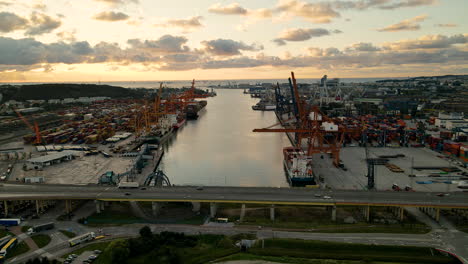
161, 89, 290, 187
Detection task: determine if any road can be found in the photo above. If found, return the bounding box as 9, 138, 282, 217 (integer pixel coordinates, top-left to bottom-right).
0, 183, 467, 208
7, 222, 467, 264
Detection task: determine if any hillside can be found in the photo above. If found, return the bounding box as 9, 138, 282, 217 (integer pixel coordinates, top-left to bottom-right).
8, 83, 144, 101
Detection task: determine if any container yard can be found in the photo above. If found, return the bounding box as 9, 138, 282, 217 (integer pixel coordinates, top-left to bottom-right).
252, 72, 468, 192
0, 81, 213, 186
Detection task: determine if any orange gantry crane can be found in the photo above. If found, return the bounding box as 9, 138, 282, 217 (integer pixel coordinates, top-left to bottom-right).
13, 108, 42, 144
253, 72, 348, 167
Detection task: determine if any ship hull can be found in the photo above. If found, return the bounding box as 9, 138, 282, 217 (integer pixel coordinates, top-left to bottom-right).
283, 160, 317, 187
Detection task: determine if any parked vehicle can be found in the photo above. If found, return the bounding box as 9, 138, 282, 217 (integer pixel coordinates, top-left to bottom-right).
118, 182, 139, 189
69, 232, 95, 247
0, 238, 17, 262
27, 222, 54, 235
0, 219, 21, 226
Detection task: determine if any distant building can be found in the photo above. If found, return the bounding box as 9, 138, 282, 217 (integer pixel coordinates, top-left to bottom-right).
445, 120, 468, 130
48, 99, 61, 104
16, 107, 43, 114
62, 98, 76, 104
26, 99, 45, 105
435, 112, 464, 128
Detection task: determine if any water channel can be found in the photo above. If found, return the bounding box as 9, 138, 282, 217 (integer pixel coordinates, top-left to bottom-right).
161, 89, 291, 187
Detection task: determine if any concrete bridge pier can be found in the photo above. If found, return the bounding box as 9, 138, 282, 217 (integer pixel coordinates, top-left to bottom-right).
35, 200, 40, 215
95, 200, 101, 214
240, 204, 246, 222
331, 206, 337, 222
365, 205, 370, 222
210, 202, 218, 218
3, 201, 8, 217
270, 205, 275, 221
398, 207, 405, 221
191, 202, 201, 212
151, 202, 160, 217
65, 200, 73, 214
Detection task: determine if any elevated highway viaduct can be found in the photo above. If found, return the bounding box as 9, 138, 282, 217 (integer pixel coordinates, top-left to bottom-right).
1, 183, 467, 222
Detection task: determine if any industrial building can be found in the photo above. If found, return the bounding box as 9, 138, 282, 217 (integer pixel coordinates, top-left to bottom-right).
24, 151, 75, 170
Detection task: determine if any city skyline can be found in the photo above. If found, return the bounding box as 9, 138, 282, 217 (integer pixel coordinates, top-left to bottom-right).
0, 0, 467, 82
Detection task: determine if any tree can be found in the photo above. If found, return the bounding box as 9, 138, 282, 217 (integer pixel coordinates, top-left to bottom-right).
110, 240, 130, 264
139, 225, 152, 239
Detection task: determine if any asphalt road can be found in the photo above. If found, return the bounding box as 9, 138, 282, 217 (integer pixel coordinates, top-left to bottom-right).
1, 183, 468, 208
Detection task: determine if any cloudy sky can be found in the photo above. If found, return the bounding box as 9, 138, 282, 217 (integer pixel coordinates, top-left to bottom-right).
0, 0, 466, 82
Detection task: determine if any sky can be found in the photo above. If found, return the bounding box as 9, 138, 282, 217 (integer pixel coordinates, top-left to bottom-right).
0, 0, 466, 82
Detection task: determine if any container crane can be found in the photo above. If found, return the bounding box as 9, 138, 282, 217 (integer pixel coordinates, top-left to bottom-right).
253, 72, 348, 167
12, 108, 42, 145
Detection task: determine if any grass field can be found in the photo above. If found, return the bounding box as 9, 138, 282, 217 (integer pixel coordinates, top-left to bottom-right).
84, 202, 145, 226
216, 253, 369, 264
229, 205, 430, 234
0, 229, 11, 237
31, 234, 51, 248
246, 239, 458, 264
6, 241, 30, 259
21, 226, 31, 233
59, 230, 76, 238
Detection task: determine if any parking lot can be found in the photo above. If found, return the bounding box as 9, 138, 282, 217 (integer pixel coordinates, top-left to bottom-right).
64, 249, 101, 264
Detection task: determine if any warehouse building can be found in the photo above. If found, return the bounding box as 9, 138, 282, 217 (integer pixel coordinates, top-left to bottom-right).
24, 151, 75, 170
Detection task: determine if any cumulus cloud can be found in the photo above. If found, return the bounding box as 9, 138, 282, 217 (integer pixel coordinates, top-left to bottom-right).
25, 12, 61, 35
127, 35, 190, 54
345, 42, 381, 52
1, 34, 466, 74
383, 34, 468, 50
0, 12, 28, 32
276, 0, 339, 23
208, 3, 248, 15
435, 23, 457, 28
201, 39, 263, 56
154, 16, 203, 31
378, 14, 427, 32
33, 3, 46, 11
379, 0, 437, 10
56, 30, 77, 42
273, 28, 340, 46
93, 11, 129, 21
93, 0, 138, 5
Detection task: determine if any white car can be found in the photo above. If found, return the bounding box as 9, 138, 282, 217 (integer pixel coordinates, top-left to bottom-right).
323, 196, 332, 199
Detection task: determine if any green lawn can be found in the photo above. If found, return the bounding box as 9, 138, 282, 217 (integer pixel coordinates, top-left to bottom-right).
6, 241, 30, 259
0, 229, 12, 238
215, 253, 367, 264
59, 230, 76, 238
247, 239, 457, 264
83, 202, 145, 226
31, 234, 51, 248
239, 218, 430, 234
21, 226, 31, 233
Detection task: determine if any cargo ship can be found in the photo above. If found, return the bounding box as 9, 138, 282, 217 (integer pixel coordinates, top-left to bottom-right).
185, 100, 207, 120
252, 102, 276, 111
173, 115, 186, 130
283, 147, 318, 187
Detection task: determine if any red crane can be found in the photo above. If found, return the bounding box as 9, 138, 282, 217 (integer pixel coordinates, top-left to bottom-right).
13, 108, 42, 145
253, 72, 348, 167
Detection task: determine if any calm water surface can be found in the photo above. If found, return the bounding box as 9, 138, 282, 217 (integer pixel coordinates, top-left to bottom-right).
160, 89, 291, 187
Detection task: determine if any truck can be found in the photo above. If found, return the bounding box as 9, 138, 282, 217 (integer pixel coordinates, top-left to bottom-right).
68, 232, 95, 247
27, 222, 54, 235
0, 236, 12, 248
118, 181, 139, 189
0, 219, 21, 226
